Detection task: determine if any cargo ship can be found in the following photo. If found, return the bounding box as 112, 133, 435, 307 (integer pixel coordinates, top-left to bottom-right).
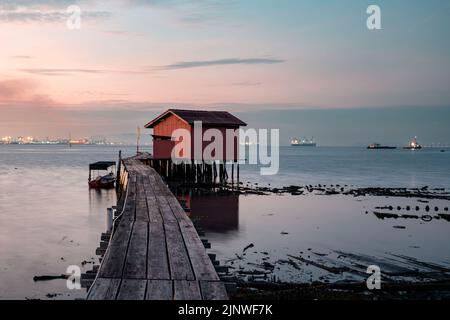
367, 143, 397, 149
291, 137, 317, 147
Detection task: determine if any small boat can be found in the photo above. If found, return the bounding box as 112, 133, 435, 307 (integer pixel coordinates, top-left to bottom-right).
89, 173, 116, 189
404, 137, 422, 150
89, 161, 116, 189
367, 143, 397, 150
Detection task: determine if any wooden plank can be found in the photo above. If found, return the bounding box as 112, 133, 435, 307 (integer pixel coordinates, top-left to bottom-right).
136, 198, 149, 222
97, 247, 126, 278
135, 177, 149, 222
143, 176, 163, 224
123, 221, 148, 279
165, 222, 195, 280
146, 196, 162, 223
178, 219, 220, 281
111, 219, 134, 246
148, 221, 171, 280
87, 278, 120, 300
142, 175, 154, 196
117, 279, 147, 300
174, 280, 202, 300
157, 196, 177, 223
98, 220, 134, 278
200, 281, 228, 300
151, 175, 172, 196
148, 175, 160, 193
146, 280, 173, 300
166, 196, 191, 223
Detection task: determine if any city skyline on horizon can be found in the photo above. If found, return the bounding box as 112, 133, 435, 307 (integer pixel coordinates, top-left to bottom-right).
2, 105, 450, 147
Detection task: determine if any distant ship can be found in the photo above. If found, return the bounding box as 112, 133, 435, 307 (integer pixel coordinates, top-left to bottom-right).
291, 137, 316, 147
404, 137, 422, 150
367, 143, 397, 150
69, 138, 90, 145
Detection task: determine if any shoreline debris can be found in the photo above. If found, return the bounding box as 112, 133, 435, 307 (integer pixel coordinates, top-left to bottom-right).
243, 243, 254, 253
33, 275, 69, 282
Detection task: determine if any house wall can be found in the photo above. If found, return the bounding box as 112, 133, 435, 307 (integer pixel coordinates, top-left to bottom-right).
153, 114, 190, 136
153, 140, 176, 159
192, 126, 239, 161
153, 114, 190, 159
152, 114, 240, 161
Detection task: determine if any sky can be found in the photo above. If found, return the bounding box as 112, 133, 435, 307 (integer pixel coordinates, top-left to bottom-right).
0, 0, 449, 145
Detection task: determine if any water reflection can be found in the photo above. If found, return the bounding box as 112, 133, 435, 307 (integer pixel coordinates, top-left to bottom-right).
89, 189, 117, 232
174, 188, 239, 232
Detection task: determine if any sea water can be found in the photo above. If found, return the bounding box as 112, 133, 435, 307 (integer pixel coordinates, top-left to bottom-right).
0, 145, 449, 298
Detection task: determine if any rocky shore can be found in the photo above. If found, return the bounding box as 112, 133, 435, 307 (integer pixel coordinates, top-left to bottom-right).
173, 181, 450, 200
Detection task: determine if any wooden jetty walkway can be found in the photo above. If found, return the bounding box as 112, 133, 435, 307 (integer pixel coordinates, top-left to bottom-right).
87, 156, 228, 300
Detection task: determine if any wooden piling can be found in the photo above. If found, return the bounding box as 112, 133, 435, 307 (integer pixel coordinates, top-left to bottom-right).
231, 163, 234, 184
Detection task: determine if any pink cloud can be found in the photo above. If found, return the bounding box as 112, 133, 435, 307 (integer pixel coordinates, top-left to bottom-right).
0, 78, 54, 106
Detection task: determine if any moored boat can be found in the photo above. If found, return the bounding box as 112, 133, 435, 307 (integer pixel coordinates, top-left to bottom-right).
88, 161, 116, 189
89, 173, 116, 189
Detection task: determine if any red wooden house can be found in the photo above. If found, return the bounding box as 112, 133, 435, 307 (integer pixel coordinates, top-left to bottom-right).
144, 109, 247, 161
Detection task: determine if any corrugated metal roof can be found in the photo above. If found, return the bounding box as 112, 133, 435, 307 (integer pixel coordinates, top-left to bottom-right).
144, 109, 247, 128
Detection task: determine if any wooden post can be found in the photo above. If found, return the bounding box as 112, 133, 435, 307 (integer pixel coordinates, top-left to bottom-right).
231, 162, 234, 184
168, 160, 171, 179
116, 150, 122, 193
219, 162, 224, 184
202, 160, 205, 183
106, 208, 113, 232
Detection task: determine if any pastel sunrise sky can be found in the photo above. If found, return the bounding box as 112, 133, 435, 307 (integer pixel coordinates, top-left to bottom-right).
1, 0, 450, 145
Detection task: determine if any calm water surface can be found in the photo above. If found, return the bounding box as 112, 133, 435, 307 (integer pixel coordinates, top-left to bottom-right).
0, 145, 135, 299
0, 145, 449, 298
239, 146, 450, 188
